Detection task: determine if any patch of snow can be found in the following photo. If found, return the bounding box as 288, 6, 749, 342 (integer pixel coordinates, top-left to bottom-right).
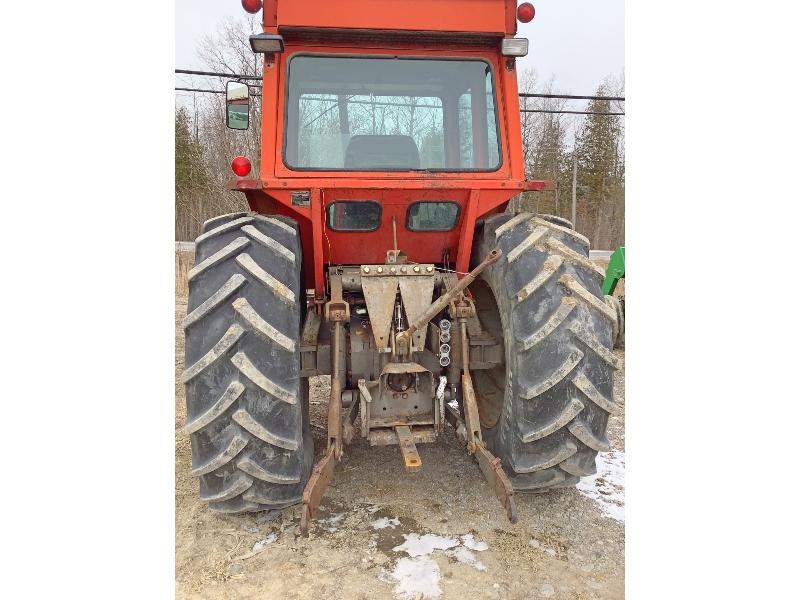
251, 533, 277, 552
576, 450, 625, 522
389, 532, 491, 597
445, 546, 486, 571
318, 513, 346, 532
372, 517, 401, 530
393, 534, 459, 557
460, 534, 488, 552
391, 556, 442, 599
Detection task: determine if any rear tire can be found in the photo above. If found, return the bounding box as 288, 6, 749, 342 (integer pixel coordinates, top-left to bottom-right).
182, 212, 313, 513
536, 213, 574, 230
471, 213, 620, 492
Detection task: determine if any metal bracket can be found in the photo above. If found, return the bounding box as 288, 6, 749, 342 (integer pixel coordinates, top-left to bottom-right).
324, 273, 350, 323
398, 275, 435, 351
300, 446, 335, 536
449, 296, 476, 321
475, 443, 519, 524
395, 425, 423, 472
361, 275, 398, 350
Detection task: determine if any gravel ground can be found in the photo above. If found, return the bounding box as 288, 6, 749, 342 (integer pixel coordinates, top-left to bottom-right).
175, 254, 625, 600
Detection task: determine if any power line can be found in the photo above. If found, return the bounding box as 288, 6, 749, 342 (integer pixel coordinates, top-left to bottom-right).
175, 69, 625, 101
175, 87, 622, 115
175, 68, 261, 80
176, 86, 262, 97
519, 92, 624, 102
521, 109, 623, 116
176, 87, 223, 94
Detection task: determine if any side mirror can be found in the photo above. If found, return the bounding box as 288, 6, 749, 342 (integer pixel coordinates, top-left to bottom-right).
226, 81, 250, 130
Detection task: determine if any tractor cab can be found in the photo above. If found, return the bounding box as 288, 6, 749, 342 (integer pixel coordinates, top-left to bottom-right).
228, 0, 547, 298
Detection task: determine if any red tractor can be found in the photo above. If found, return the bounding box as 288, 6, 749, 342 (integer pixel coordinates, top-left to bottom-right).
182, 0, 619, 534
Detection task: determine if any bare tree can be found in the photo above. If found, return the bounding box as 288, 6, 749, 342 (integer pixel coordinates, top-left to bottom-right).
174, 17, 264, 240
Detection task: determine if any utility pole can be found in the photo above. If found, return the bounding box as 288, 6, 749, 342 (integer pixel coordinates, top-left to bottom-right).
571, 152, 577, 227
193, 92, 199, 143
555, 180, 560, 216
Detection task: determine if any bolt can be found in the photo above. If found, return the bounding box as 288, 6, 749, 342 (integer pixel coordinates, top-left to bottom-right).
401, 266, 407, 273
363, 266, 370, 273
377, 266, 383, 273
390, 267, 396, 274
426, 266, 433, 273
413, 266, 420, 273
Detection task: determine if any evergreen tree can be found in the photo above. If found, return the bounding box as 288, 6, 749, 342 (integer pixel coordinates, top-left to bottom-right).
532, 114, 566, 216
175, 107, 209, 198
175, 107, 212, 239
573, 84, 624, 247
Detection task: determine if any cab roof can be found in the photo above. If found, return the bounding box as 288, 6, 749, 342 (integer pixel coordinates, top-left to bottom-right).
265, 0, 518, 38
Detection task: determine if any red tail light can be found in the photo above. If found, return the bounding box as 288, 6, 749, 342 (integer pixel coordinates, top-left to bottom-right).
231, 156, 252, 177
241, 0, 263, 14
517, 3, 535, 23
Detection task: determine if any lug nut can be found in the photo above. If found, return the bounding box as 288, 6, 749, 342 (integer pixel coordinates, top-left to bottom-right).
363, 266, 370, 273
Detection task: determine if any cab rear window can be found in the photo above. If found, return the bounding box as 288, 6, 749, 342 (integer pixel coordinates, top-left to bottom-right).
406, 202, 460, 231
327, 201, 382, 231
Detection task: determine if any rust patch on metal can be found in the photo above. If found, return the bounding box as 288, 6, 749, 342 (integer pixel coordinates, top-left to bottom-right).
475, 443, 518, 524
361, 275, 399, 349
395, 425, 423, 472
300, 446, 336, 536
368, 426, 437, 446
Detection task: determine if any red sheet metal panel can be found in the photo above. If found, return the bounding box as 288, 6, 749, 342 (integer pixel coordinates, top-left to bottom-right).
276, 0, 509, 35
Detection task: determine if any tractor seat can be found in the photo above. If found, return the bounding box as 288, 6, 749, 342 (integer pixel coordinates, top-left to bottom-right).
344, 135, 420, 170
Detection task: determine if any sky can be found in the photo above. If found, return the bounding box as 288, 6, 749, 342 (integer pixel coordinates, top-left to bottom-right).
175, 0, 624, 102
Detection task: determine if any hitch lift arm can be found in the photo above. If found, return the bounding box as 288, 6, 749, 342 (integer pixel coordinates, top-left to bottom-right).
300, 274, 349, 536
452, 293, 518, 524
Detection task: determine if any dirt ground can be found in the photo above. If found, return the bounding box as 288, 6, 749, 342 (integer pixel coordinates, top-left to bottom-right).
175, 252, 625, 600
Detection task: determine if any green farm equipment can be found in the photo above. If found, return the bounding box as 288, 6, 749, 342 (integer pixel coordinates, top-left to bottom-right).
602, 246, 625, 296
602, 247, 625, 348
